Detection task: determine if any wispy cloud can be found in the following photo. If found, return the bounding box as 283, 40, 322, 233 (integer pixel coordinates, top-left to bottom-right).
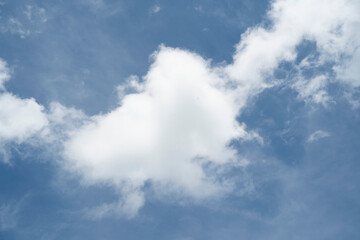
79, 0, 122, 16
0, 4, 47, 38
0, 59, 10, 90
307, 130, 331, 143
0, 202, 20, 230
293, 75, 330, 106
149, 4, 161, 15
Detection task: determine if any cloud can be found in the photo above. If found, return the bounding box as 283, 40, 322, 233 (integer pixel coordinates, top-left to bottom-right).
293, 75, 330, 106
0, 59, 83, 164
307, 130, 331, 143
226, 0, 360, 104
79, 0, 122, 16
0, 0, 359, 218
64, 47, 257, 218
85, 191, 145, 219
42, 102, 87, 143
0, 59, 48, 163
116, 75, 145, 100
81, 0, 106, 11
0, 4, 48, 38
150, 5, 161, 14
24, 5, 47, 23
0, 202, 19, 231
0, 59, 10, 90
61, 0, 360, 218
0, 93, 48, 142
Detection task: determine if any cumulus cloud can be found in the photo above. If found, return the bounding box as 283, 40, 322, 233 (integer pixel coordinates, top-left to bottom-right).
64, 47, 257, 218
0, 59, 49, 163
0, 93, 48, 142
307, 130, 331, 143
0, 59, 84, 164
61, 0, 360, 218
42, 102, 87, 143
226, 0, 360, 104
116, 75, 145, 101
1, 0, 359, 218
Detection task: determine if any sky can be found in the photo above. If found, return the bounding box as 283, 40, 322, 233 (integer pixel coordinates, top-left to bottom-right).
0, 0, 360, 239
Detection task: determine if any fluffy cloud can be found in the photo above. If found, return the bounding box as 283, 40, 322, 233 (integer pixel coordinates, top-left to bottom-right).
0, 93, 48, 142
226, 0, 360, 104
1, 0, 359, 218
0, 59, 82, 163
0, 60, 48, 145
64, 47, 256, 218
62, 0, 360, 218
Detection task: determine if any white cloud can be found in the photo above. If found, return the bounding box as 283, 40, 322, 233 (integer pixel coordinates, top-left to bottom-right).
64, 47, 257, 217
293, 75, 330, 106
0, 59, 48, 148
307, 130, 331, 143
226, 0, 360, 105
0, 0, 359, 218
336, 48, 360, 87
116, 75, 145, 101
24, 5, 47, 23
3, 18, 30, 39
0, 92, 48, 163
41, 102, 87, 143
0, 58, 10, 90
0, 93, 48, 142
0, 59, 73, 164
150, 5, 161, 14
85, 191, 145, 219
61, 0, 360, 218
0, 5, 47, 38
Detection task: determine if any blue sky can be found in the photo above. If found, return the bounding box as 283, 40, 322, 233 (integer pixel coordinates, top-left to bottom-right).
0, 0, 360, 239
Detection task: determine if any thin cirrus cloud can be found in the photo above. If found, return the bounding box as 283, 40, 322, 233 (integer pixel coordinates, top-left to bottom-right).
307, 130, 331, 143
150, 5, 161, 14
0, 0, 359, 219
0, 4, 47, 38
0, 203, 19, 231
